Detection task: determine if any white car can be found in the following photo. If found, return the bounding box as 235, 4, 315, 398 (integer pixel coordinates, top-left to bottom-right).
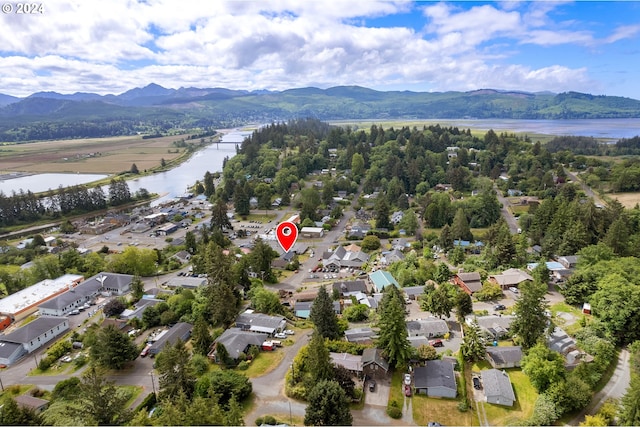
284, 329, 295, 335
274, 332, 287, 339
509, 287, 519, 294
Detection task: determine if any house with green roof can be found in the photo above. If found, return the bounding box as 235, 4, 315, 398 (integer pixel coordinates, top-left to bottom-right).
368, 270, 399, 292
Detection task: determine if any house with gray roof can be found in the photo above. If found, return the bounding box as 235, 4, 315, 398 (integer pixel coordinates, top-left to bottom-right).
361, 348, 389, 378
470, 315, 516, 339
120, 297, 164, 320
235, 311, 286, 335
414, 360, 457, 398
406, 317, 449, 338
452, 271, 483, 295
294, 301, 312, 319
404, 285, 425, 300
332, 280, 368, 297
164, 276, 207, 289
330, 352, 363, 375
344, 327, 376, 343
208, 327, 266, 363
0, 316, 69, 364
149, 322, 193, 356
486, 346, 523, 369
14, 395, 50, 413
482, 369, 516, 406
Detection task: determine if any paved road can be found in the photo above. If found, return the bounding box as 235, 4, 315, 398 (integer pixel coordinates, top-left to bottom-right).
568, 348, 631, 425
563, 167, 605, 207
494, 186, 520, 234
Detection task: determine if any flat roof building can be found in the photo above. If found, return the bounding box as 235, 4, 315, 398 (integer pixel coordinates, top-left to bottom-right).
0, 274, 83, 321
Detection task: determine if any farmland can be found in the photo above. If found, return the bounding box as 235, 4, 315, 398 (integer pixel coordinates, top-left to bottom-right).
0, 134, 198, 175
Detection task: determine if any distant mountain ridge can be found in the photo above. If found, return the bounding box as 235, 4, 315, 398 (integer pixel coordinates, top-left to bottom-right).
0, 83, 639, 141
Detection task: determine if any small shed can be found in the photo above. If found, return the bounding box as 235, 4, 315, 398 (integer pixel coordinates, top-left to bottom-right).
582, 303, 591, 315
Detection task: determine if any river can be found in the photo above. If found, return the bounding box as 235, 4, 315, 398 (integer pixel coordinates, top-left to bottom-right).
0, 130, 250, 201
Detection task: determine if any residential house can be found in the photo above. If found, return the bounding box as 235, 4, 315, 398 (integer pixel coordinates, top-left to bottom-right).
14, 395, 50, 414
172, 250, 192, 264
471, 315, 516, 340
414, 360, 457, 398
391, 238, 411, 251
391, 211, 404, 225
330, 352, 363, 375
361, 348, 389, 378
332, 280, 368, 297
406, 318, 449, 338
380, 249, 405, 265
149, 322, 193, 356
557, 255, 579, 269
482, 369, 516, 406
369, 270, 400, 292
403, 285, 425, 301
120, 297, 164, 320
348, 223, 370, 239
485, 346, 523, 369
489, 268, 533, 290
294, 301, 312, 319
344, 327, 376, 344
97, 272, 134, 296
235, 311, 286, 335
208, 328, 266, 362
452, 272, 483, 295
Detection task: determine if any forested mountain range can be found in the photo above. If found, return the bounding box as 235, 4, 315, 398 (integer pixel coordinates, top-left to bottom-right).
0, 84, 639, 141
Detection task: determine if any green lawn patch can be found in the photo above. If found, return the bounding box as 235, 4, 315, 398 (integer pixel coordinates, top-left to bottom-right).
412, 394, 475, 426
241, 350, 285, 378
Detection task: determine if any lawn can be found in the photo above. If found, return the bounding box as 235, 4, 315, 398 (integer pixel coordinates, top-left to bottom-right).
241, 349, 285, 378
413, 394, 475, 427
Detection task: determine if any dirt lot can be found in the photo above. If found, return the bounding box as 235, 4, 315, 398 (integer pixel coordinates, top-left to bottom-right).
0, 134, 194, 174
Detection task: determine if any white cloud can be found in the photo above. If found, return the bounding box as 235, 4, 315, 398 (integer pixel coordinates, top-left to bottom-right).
0, 0, 635, 97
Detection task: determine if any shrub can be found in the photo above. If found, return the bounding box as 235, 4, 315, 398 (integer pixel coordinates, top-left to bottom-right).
457, 399, 469, 412
255, 417, 263, 426
262, 415, 277, 425
387, 400, 402, 419
237, 361, 249, 370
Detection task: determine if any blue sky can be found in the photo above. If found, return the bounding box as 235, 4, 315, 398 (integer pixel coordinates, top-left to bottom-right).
0, 1, 639, 98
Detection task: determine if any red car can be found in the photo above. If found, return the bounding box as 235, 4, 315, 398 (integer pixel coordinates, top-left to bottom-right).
429, 339, 444, 347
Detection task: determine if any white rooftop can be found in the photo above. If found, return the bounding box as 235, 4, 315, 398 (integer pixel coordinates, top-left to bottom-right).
0, 274, 84, 315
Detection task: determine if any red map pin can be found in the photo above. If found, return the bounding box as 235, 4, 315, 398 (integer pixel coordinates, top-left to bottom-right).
276, 221, 298, 253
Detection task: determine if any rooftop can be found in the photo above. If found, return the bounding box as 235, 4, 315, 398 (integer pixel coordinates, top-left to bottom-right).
0, 274, 83, 315
3, 316, 68, 344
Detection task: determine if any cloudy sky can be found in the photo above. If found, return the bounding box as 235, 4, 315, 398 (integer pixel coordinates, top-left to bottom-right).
1, 0, 639, 98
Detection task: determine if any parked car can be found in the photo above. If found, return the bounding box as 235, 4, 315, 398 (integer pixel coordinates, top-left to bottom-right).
140, 344, 152, 358
473, 377, 482, 390
509, 287, 519, 294
429, 339, 444, 347
404, 373, 412, 385
274, 332, 287, 339
368, 379, 376, 392
284, 329, 295, 335
494, 304, 506, 311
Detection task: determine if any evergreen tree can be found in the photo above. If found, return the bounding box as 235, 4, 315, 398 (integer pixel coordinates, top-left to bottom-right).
460, 319, 486, 362
210, 197, 232, 232
511, 281, 550, 349
130, 275, 144, 300
191, 317, 213, 356
455, 290, 473, 323
155, 339, 196, 399
376, 286, 411, 367
439, 224, 454, 251
204, 171, 215, 197
309, 285, 341, 340
233, 183, 250, 217
451, 208, 473, 241
304, 380, 353, 426
375, 196, 391, 230
77, 366, 132, 425
620, 376, 640, 426
306, 331, 334, 383
90, 324, 138, 369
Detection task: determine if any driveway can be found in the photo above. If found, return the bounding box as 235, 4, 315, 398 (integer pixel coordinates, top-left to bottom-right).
365, 375, 391, 406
